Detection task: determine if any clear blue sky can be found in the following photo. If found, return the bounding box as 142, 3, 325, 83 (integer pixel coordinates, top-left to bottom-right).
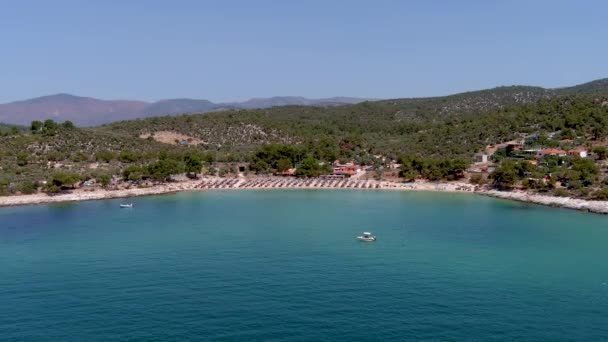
1, 0, 607, 103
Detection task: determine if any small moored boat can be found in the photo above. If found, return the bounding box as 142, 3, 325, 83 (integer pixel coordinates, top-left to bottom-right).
357, 232, 376, 242
119, 203, 133, 208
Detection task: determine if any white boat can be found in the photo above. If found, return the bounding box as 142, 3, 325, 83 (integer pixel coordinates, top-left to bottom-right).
357, 232, 376, 242
119, 203, 133, 208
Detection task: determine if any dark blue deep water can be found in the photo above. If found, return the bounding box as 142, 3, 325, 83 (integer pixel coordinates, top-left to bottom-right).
1, 190, 608, 341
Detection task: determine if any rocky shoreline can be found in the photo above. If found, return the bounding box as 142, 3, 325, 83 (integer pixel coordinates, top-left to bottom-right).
0, 177, 607, 215
0, 184, 189, 207
481, 190, 608, 215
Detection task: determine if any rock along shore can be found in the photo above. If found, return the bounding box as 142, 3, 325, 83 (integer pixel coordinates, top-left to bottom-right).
481, 190, 608, 215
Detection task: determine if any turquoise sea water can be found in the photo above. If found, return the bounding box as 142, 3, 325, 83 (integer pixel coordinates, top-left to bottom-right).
1, 190, 608, 341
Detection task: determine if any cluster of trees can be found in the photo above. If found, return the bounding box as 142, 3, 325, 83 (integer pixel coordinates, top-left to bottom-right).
0, 177, 12, 196
0, 124, 21, 136
0, 168, 115, 195
249, 144, 332, 177
30, 119, 74, 136
94, 148, 214, 166
592, 146, 608, 160
488, 157, 604, 197
0, 177, 39, 195
249, 144, 306, 174
295, 156, 332, 177
45, 171, 83, 193
121, 151, 205, 182
39, 151, 207, 193
398, 156, 467, 181
43, 171, 112, 194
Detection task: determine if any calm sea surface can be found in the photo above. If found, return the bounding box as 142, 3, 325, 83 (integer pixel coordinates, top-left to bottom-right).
1, 190, 608, 341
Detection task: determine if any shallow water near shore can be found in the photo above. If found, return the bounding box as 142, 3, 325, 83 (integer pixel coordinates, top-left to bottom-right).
1, 190, 608, 341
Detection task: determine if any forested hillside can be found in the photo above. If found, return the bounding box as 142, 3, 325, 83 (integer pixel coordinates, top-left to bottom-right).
2, 80, 608, 198
102, 93, 608, 159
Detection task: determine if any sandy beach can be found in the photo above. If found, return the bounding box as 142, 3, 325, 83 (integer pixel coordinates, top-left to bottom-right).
0, 177, 473, 207
1, 176, 607, 214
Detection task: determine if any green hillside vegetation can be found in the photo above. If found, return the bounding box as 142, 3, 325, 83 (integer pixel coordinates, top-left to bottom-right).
0, 123, 25, 136
1, 87, 608, 198
379, 86, 552, 121
103, 93, 608, 159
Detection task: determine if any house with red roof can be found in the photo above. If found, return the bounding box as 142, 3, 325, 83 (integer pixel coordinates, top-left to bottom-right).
332, 163, 361, 176
535, 148, 567, 159
567, 148, 588, 158
278, 168, 296, 176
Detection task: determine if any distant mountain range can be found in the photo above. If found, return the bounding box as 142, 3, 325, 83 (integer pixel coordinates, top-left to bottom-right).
1, 78, 608, 126
0, 94, 372, 126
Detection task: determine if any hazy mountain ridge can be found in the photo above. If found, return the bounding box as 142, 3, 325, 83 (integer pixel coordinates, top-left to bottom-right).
1, 78, 607, 126
144, 99, 218, 117
0, 94, 373, 126
229, 96, 369, 109
0, 94, 148, 126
